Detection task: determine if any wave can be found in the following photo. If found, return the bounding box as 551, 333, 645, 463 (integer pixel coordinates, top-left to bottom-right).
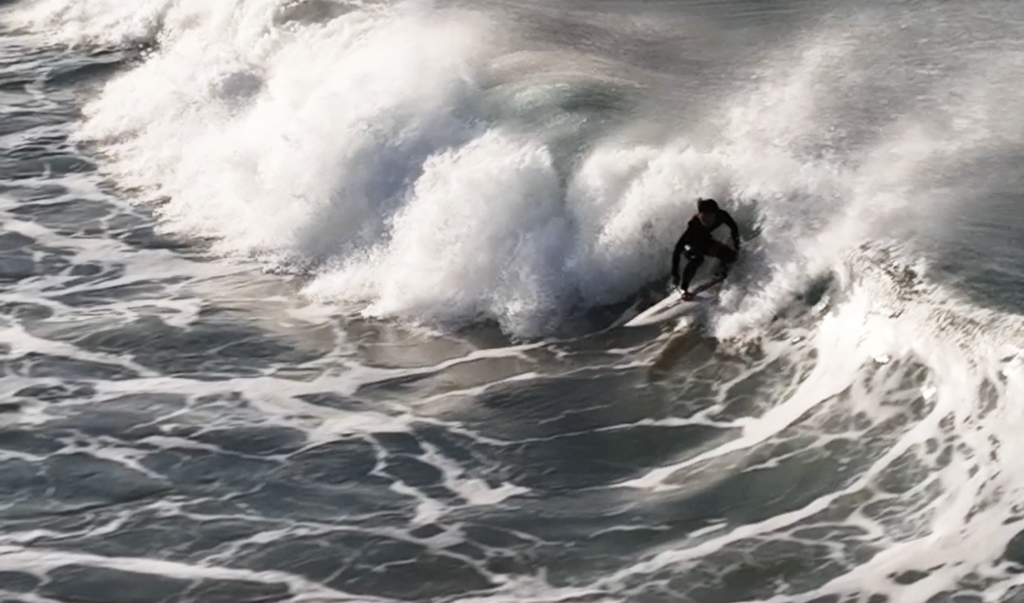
9, 0, 1024, 338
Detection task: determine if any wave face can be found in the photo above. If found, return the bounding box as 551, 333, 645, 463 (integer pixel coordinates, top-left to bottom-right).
6, 0, 1024, 601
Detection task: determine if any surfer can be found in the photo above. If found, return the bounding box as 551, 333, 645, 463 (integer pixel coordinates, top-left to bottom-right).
671, 198, 740, 300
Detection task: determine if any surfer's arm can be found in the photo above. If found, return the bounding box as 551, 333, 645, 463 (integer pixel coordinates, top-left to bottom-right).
722, 211, 741, 251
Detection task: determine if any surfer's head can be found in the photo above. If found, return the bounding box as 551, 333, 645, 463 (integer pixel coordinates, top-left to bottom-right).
697, 198, 718, 225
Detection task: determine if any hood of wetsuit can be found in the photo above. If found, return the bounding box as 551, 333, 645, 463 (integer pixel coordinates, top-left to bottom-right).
697, 198, 718, 213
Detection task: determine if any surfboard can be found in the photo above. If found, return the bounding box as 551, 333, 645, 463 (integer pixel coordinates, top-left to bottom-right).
623, 277, 724, 328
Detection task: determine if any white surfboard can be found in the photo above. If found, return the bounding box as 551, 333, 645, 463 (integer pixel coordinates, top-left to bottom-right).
623, 278, 723, 328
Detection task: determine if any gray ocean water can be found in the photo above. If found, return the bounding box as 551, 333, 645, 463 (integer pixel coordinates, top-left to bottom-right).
3, 0, 1024, 602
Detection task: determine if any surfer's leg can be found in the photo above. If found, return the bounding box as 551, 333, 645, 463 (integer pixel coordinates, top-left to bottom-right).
709, 242, 737, 279
680, 255, 704, 291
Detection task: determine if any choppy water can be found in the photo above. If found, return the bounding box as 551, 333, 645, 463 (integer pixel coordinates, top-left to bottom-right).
2, 0, 1024, 601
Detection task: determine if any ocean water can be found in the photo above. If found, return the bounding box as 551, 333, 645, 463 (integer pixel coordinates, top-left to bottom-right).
2, 0, 1024, 601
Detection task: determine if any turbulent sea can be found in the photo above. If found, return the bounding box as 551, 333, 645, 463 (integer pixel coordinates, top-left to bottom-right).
2, 0, 1024, 601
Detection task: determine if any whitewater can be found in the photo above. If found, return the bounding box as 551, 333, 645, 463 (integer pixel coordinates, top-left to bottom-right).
1, 0, 1024, 601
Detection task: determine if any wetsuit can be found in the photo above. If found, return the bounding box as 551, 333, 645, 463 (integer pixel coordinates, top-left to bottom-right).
671, 210, 740, 292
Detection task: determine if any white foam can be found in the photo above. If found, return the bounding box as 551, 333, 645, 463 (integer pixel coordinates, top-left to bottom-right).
10, 0, 1024, 344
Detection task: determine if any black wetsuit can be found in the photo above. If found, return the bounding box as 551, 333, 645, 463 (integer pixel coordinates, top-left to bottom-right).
671, 210, 741, 291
